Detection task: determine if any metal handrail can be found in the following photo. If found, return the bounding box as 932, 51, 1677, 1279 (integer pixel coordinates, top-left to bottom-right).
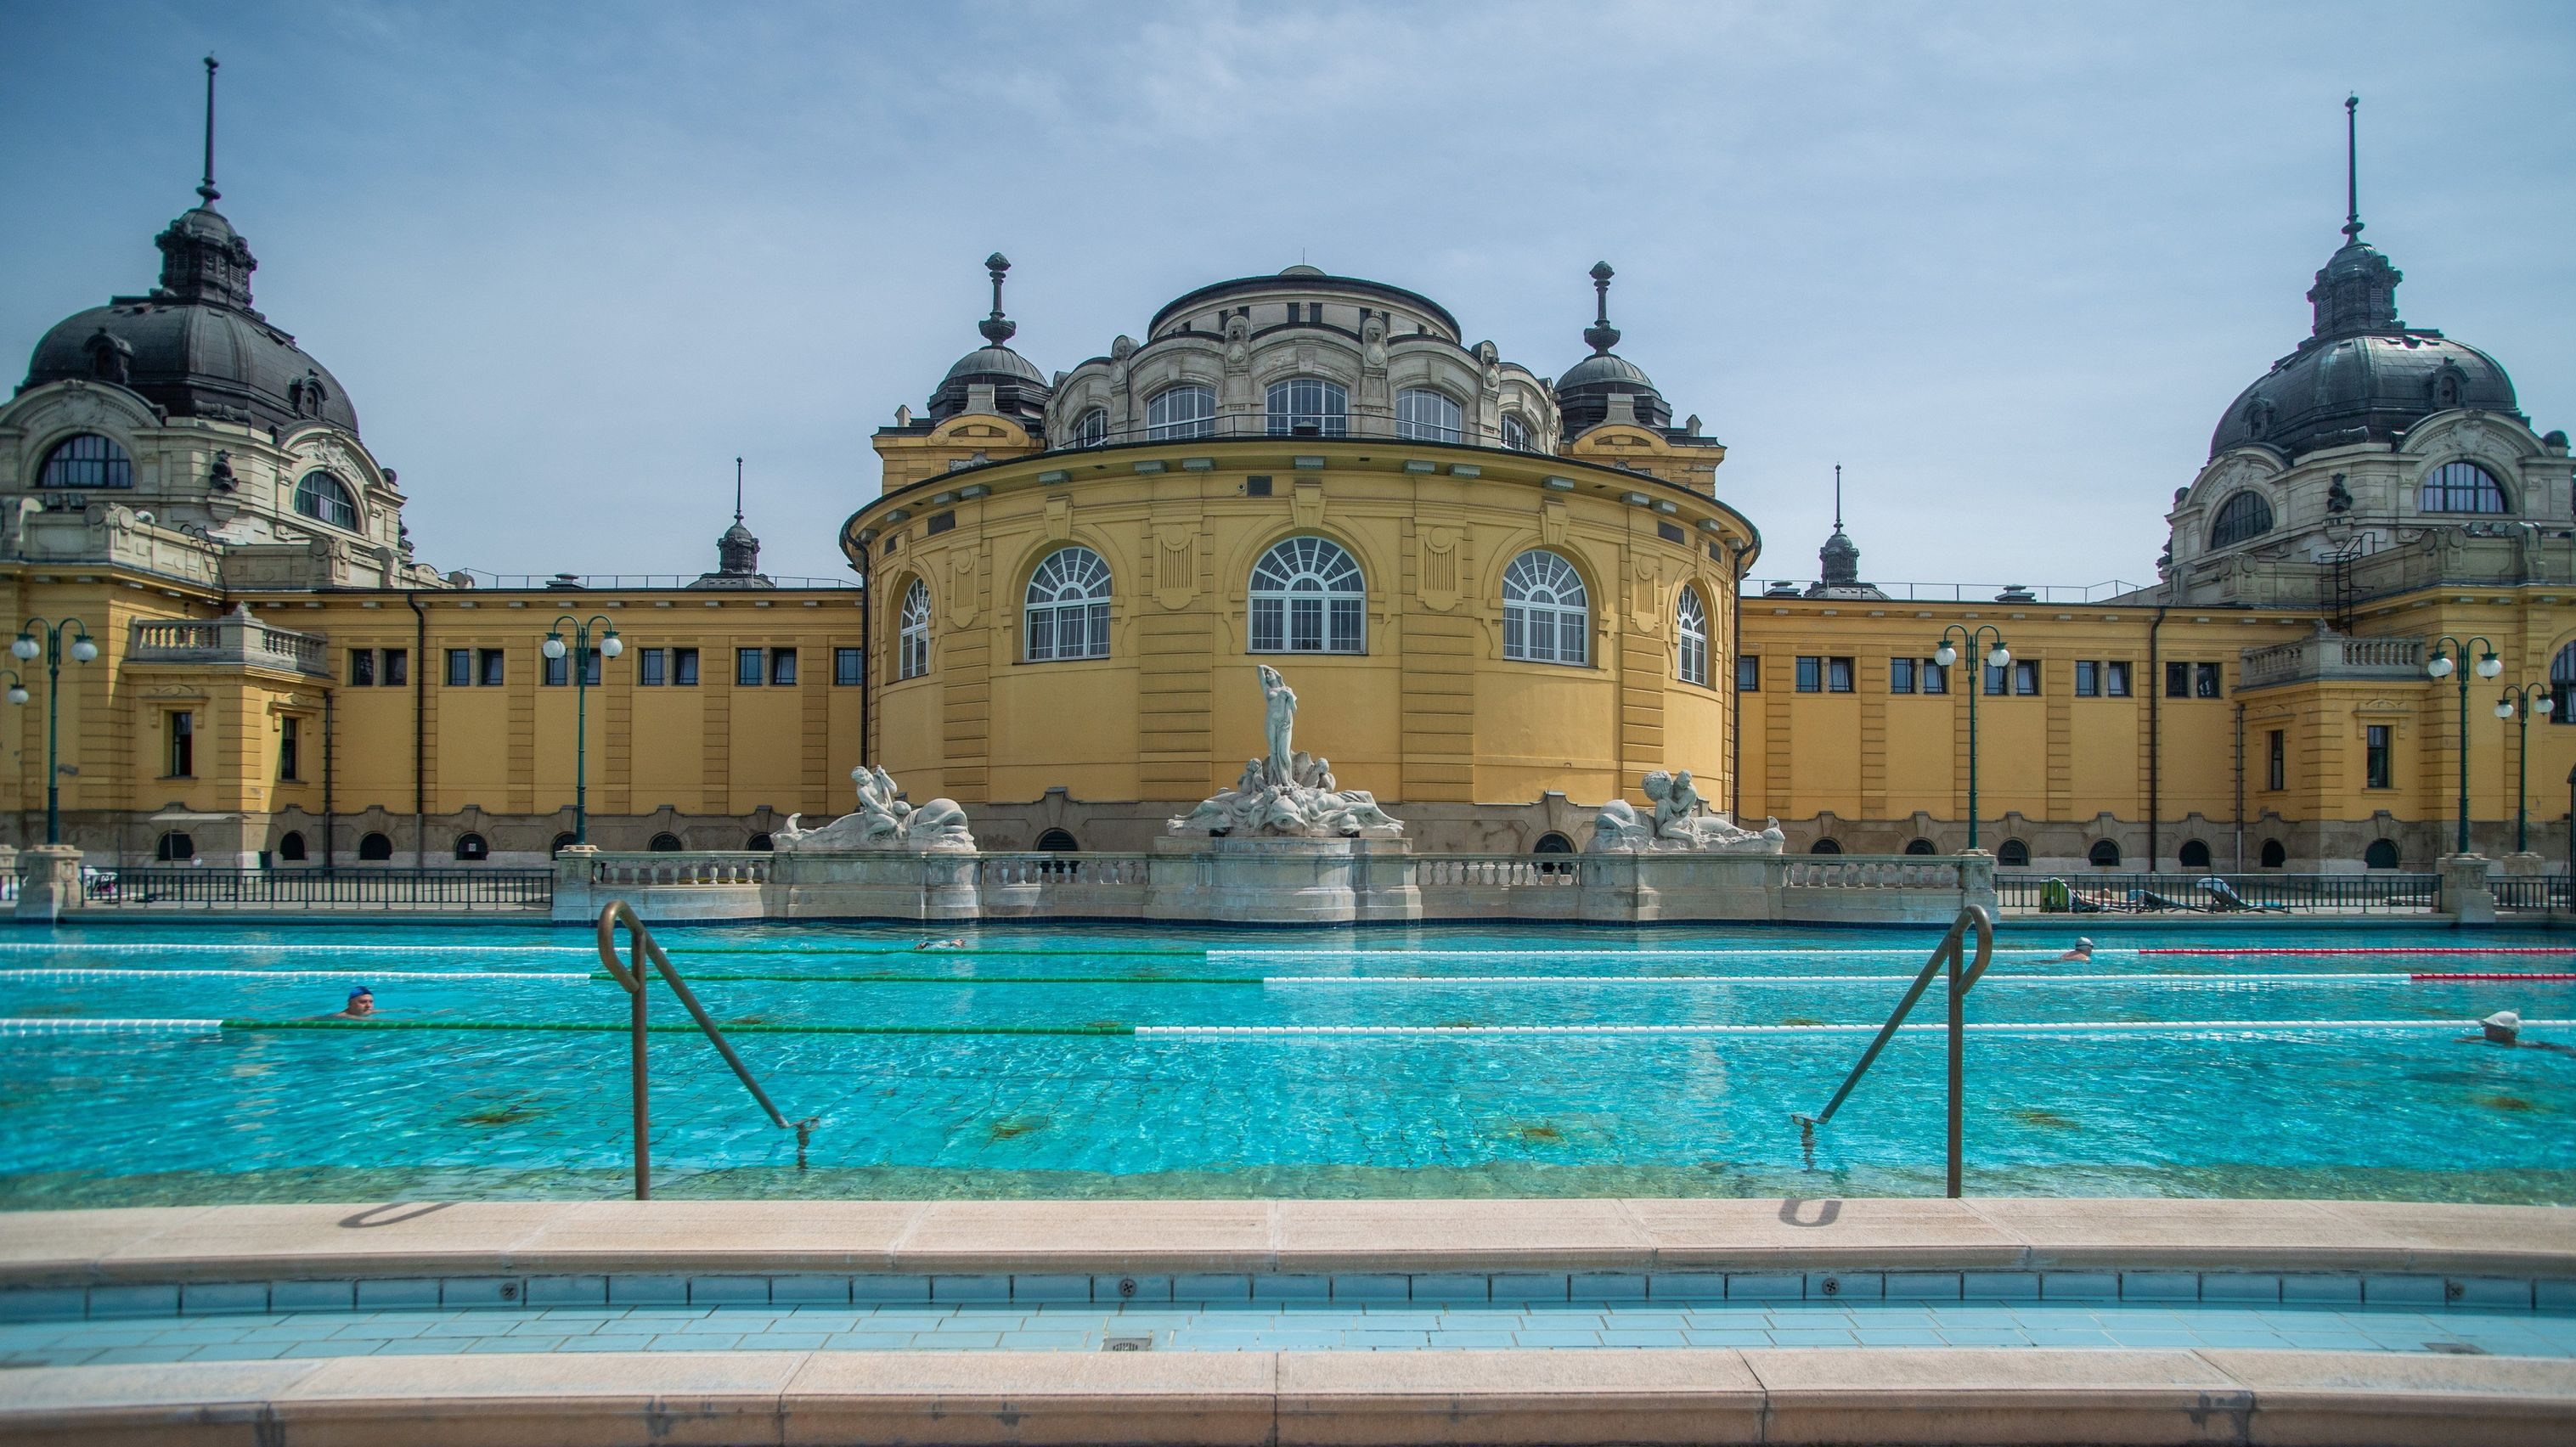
1795, 904, 1996, 1197
595, 900, 814, 1199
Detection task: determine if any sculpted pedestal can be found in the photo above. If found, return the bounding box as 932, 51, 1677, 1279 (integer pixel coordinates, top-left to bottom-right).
1147, 835, 1419, 925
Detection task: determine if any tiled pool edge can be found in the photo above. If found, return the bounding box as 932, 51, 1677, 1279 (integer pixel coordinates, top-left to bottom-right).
0, 1347, 2570, 1447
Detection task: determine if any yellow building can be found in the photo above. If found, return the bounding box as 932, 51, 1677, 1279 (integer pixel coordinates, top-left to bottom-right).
3, 110, 2572, 875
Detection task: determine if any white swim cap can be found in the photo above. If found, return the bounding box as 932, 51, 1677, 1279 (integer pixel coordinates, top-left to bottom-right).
2075, 937, 2094, 949
2483, 1011, 2522, 1030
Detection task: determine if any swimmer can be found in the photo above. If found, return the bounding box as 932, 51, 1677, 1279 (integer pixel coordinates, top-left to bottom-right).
916, 938, 967, 951
2455, 1011, 2576, 1053
313, 985, 375, 1019
2052, 937, 2094, 963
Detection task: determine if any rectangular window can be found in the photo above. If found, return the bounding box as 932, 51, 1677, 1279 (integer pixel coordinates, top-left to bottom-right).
1984, 662, 2007, 695
2266, 729, 2286, 791
1827, 657, 1854, 694
477, 648, 504, 687
279, 716, 301, 782
167, 712, 194, 778
927, 511, 955, 536
1655, 521, 1685, 545
638, 647, 667, 686
2076, 661, 2099, 697
2104, 661, 2130, 697
834, 647, 863, 686
383, 649, 407, 686
544, 654, 567, 687
2366, 724, 2392, 789
2013, 660, 2040, 695
349, 649, 376, 686
1737, 656, 1760, 691
673, 648, 699, 686
447, 649, 472, 687
1890, 657, 1916, 695
1795, 656, 1822, 693
2166, 661, 2191, 698
1920, 660, 1947, 695
769, 649, 798, 686
2196, 662, 2223, 698
737, 648, 764, 686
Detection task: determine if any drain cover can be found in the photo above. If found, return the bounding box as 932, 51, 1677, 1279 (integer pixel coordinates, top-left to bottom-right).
2425, 1342, 2489, 1355
1102, 1336, 1153, 1353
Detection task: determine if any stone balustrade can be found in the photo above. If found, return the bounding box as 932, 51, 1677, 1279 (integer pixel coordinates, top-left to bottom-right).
585, 852, 772, 887
127, 614, 330, 676
2238, 633, 2424, 689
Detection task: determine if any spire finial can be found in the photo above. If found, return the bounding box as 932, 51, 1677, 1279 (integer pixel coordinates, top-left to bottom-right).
734, 457, 743, 524
2342, 93, 2362, 244
1833, 464, 1844, 533
978, 252, 1017, 345
197, 54, 220, 206
1581, 261, 1621, 354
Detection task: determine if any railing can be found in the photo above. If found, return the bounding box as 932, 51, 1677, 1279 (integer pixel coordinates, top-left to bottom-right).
1742, 579, 2148, 605
1417, 854, 1585, 887
455, 570, 860, 591
1997, 871, 2443, 915
1796, 904, 1996, 1198
2492, 876, 2572, 912
127, 614, 330, 676
1778, 859, 1966, 890
978, 853, 1151, 887
82, 867, 551, 909
585, 853, 771, 887
596, 902, 814, 1200
2238, 634, 2424, 688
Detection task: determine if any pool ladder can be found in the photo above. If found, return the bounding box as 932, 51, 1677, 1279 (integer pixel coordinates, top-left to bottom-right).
1795, 904, 1995, 1197
596, 901, 817, 1199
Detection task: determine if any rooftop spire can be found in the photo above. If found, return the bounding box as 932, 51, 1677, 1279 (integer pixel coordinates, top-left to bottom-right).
198, 54, 220, 206
2342, 93, 2361, 244
733, 455, 744, 525
2307, 94, 2402, 339
1832, 463, 1845, 533
1582, 261, 1621, 354
978, 252, 1017, 346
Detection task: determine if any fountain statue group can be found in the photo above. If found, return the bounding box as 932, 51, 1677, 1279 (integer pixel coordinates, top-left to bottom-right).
1587, 769, 1784, 854
773, 765, 977, 853
1168, 666, 1404, 839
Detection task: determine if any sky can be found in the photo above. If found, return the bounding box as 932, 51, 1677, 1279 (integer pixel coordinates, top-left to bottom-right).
3, 1, 2571, 588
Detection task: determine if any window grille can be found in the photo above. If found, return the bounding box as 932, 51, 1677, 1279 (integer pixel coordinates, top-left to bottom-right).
1501, 550, 1588, 666
1395, 388, 1463, 443
1265, 377, 1349, 437
1676, 588, 1709, 686
1025, 547, 1113, 662
37, 433, 132, 488
2420, 460, 2508, 514
899, 579, 933, 678
1249, 537, 1364, 654
1146, 386, 1215, 441
294, 471, 359, 531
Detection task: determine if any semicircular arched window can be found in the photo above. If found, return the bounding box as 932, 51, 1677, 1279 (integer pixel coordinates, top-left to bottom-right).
1997, 838, 2031, 867
898, 578, 933, 679
1146, 385, 1215, 441
2088, 839, 2122, 868
1249, 537, 1365, 654
1024, 546, 1112, 662
454, 832, 489, 862
2420, 459, 2509, 515
294, 470, 359, 531
1499, 414, 1532, 453
358, 832, 393, 862
1502, 549, 1589, 666
2178, 839, 2212, 869
1035, 827, 1079, 853
277, 830, 307, 863
2363, 838, 2400, 870
2550, 640, 2576, 724
1675, 586, 1710, 686
1395, 388, 1463, 443
2259, 839, 2287, 869
2208, 490, 2274, 548
1810, 837, 1843, 855
37, 433, 134, 489
1265, 378, 1348, 437
1903, 838, 1937, 856
1071, 408, 1108, 448
649, 832, 685, 853
155, 830, 195, 862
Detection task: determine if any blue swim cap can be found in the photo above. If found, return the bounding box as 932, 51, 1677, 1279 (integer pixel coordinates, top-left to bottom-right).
349, 985, 373, 999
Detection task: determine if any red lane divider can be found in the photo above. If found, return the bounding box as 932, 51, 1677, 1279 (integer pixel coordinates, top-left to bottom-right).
2411, 972, 2576, 982
2141, 948, 2573, 957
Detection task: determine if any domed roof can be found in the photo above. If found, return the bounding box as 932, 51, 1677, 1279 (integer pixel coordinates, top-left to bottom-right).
1554, 262, 1671, 436
924, 253, 1049, 430
19, 202, 359, 435
1558, 351, 1656, 393
2211, 328, 2516, 460
941, 343, 1046, 386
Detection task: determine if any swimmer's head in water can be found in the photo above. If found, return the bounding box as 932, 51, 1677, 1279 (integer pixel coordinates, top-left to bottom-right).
347, 986, 375, 1016
2074, 938, 2094, 950
2483, 1010, 2522, 1044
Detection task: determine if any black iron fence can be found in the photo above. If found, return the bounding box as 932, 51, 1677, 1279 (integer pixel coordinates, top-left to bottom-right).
1999, 872, 2444, 915
2490, 876, 2573, 913
82, 868, 553, 910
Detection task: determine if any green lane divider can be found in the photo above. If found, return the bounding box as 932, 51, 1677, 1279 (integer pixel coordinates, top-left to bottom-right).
589, 971, 1256, 985
215, 1018, 1134, 1036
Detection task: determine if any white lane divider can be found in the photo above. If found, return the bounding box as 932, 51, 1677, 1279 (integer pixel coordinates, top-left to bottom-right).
0, 943, 589, 954
1259, 972, 2438, 987
0, 1017, 223, 1034
0, 969, 587, 983
1214, 948, 2087, 962
1136, 1018, 2576, 1038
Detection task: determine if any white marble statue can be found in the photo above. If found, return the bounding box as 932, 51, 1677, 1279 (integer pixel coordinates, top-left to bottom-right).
1167, 666, 1404, 839
774, 765, 977, 853
1587, 769, 1784, 854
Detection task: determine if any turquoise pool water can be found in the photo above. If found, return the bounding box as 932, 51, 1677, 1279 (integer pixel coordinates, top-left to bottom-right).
1, 921, 2571, 1205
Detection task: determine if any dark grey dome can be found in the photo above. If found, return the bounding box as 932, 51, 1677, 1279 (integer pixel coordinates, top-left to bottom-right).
941, 344, 1046, 386
19, 203, 358, 435
1558, 352, 1654, 392
923, 253, 1050, 431
1554, 261, 1672, 436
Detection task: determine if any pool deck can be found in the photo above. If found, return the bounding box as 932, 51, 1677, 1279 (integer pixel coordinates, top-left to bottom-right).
0, 1198, 2571, 1444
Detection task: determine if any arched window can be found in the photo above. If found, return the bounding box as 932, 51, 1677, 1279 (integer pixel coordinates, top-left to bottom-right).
2259, 839, 2287, 869
358, 832, 393, 861
2551, 641, 2576, 724
1499, 414, 1532, 453
1903, 838, 1937, 856
37, 433, 133, 489
1502, 549, 1589, 666
1395, 388, 1463, 443
1265, 378, 1348, 437
2421, 460, 2508, 514
2364, 839, 2401, 870
455, 832, 489, 862
1072, 408, 1108, 448
2178, 839, 2212, 869
1249, 537, 1365, 654
1810, 838, 1844, 855
155, 830, 195, 862
1146, 385, 1215, 441
551, 832, 578, 856
2208, 491, 2274, 548
1997, 838, 2031, 867
747, 833, 774, 851
1034, 827, 1079, 852
277, 830, 307, 863
898, 578, 933, 679
649, 832, 685, 853
1024, 547, 1112, 662
1675, 587, 1710, 686
2088, 839, 2122, 868
294, 470, 359, 531
1532, 831, 1575, 855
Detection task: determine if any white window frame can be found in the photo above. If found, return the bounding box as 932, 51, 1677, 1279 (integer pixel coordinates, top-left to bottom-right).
1073, 408, 1108, 448
1146, 386, 1215, 441
1676, 586, 1709, 686
294, 470, 359, 532
1498, 414, 1532, 452
897, 578, 933, 679
1395, 388, 1463, 443
1023, 546, 1113, 662
1502, 549, 1589, 667
1249, 536, 1365, 654
1265, 377, 1349, 437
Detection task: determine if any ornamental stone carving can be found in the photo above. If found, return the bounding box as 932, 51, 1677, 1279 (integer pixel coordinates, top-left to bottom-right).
1167, 665, 1403, 839
1588, 769, 1784, 854
774, 765, 976, 853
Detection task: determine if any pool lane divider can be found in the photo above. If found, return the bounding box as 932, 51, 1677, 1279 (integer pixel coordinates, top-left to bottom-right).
0, 968, 589, 982
599, 971, 1258, 985
2143, 947, 2574, 957
7, 1016, 2570, 1039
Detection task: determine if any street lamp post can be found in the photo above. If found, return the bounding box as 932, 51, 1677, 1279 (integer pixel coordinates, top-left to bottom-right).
10, 618, 99, 846
2494, 682, 2554, 856
543, 615, 623, 846
2427, 635, 2502, 854
1932, 625, 2011, 852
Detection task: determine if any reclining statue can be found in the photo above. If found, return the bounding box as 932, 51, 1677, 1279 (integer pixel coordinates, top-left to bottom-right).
1587, 769, 1783, 853
774, 765, 977, 853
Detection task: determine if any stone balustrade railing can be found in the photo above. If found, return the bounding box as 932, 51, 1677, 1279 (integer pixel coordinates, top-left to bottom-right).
2239, 633, 2424, 688
978, 853, 1151, 888
1776, 858, 1967, 891
586, 852, 771, 887
1417, 855, 1584, 888
127, 615, 330, 676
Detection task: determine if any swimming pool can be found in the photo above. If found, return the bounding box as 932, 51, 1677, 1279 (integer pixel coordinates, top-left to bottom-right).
2, 921, 2570, 1206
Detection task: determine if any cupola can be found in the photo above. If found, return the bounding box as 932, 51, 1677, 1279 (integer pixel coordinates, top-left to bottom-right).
1554, 262, 1671, 436
925, 253, 1051, 432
